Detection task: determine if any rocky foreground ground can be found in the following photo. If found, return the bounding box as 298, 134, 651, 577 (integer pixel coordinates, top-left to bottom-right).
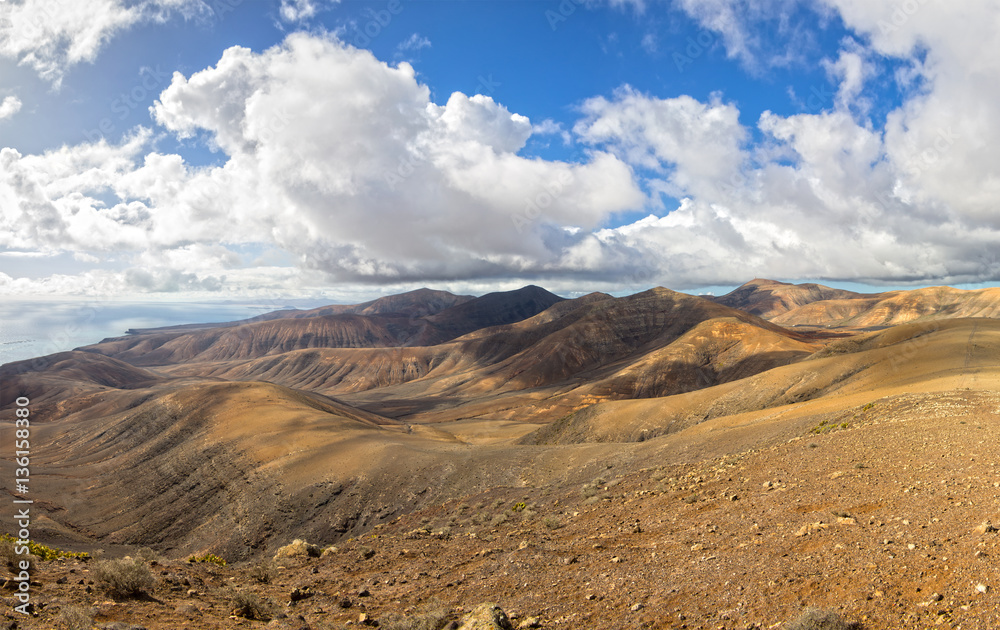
3, 390, 1000, 630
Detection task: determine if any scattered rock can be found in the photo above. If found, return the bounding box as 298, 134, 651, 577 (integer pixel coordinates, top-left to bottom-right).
289, 586, 315, 602
273, 539, 321, 560
976, 583, 989, 594
630, 603, 644, 612
974, 520, 998, 534
795, 522, 829, 537
931, 593, 943, 602
517, 617, 541, 629
457, 603, 514, 630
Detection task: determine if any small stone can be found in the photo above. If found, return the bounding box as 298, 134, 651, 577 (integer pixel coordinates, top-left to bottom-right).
976, 583, 989, 593
931, 593, 943, 602
975, 520, 998, 535
585, 594, 597, 601
289, 587, 315, 602
358, 588, 371, 597
630, 603, 644, 612
517, 617, 541, 629
611, 556, 622, 563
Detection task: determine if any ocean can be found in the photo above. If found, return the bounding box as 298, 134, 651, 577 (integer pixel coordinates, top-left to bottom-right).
0, 299, 318, 366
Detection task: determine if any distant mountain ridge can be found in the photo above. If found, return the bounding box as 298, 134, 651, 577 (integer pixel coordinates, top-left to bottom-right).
80, 285, 563, 364
714, 278, 1000, 327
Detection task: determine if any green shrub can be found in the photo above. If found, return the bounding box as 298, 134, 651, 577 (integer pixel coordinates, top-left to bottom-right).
93, 557, 155, 598
188, 553, 226, 566
0, 534, 88, 563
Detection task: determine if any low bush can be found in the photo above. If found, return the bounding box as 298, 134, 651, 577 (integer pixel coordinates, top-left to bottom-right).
380, 598, 450, 630
783, 607, 862, 630
248, 560, 276, 584
93, 557, 155, 598
57, 605, 94, 630
227, 587, 274, 621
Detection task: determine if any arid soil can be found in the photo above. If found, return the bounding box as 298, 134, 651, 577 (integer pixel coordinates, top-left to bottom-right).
5, 387, 1000, 630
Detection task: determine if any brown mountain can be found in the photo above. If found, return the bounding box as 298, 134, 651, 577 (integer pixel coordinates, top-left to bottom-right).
772, 285, 1000, 327
286, 287, 474, 319
711, 278, 867, 318
80, 285, 563, 365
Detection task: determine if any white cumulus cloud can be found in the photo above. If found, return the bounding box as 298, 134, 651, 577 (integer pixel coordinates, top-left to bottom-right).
0, 96, 22, 121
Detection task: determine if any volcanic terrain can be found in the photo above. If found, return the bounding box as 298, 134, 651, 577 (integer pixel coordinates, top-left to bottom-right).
2, 280, 1000, 629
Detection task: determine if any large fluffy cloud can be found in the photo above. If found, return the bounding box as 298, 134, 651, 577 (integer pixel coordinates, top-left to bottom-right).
1, 33, 644, 295
146, 34, 644, 282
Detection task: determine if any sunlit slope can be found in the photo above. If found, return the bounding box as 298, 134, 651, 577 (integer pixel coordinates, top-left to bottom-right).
773, 285, 1000, 327
160, 288, 819, 424
525, 317, 1000, 443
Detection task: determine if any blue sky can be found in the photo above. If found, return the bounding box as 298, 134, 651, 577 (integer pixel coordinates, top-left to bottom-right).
1, 0, 998, 301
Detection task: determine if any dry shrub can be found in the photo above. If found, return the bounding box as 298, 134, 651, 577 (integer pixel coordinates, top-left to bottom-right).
783, 608, 862, 630
93, 557, 155, 598
57, 605, 94, 630
380, 598, 451, 630
227, 586, 274, 621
